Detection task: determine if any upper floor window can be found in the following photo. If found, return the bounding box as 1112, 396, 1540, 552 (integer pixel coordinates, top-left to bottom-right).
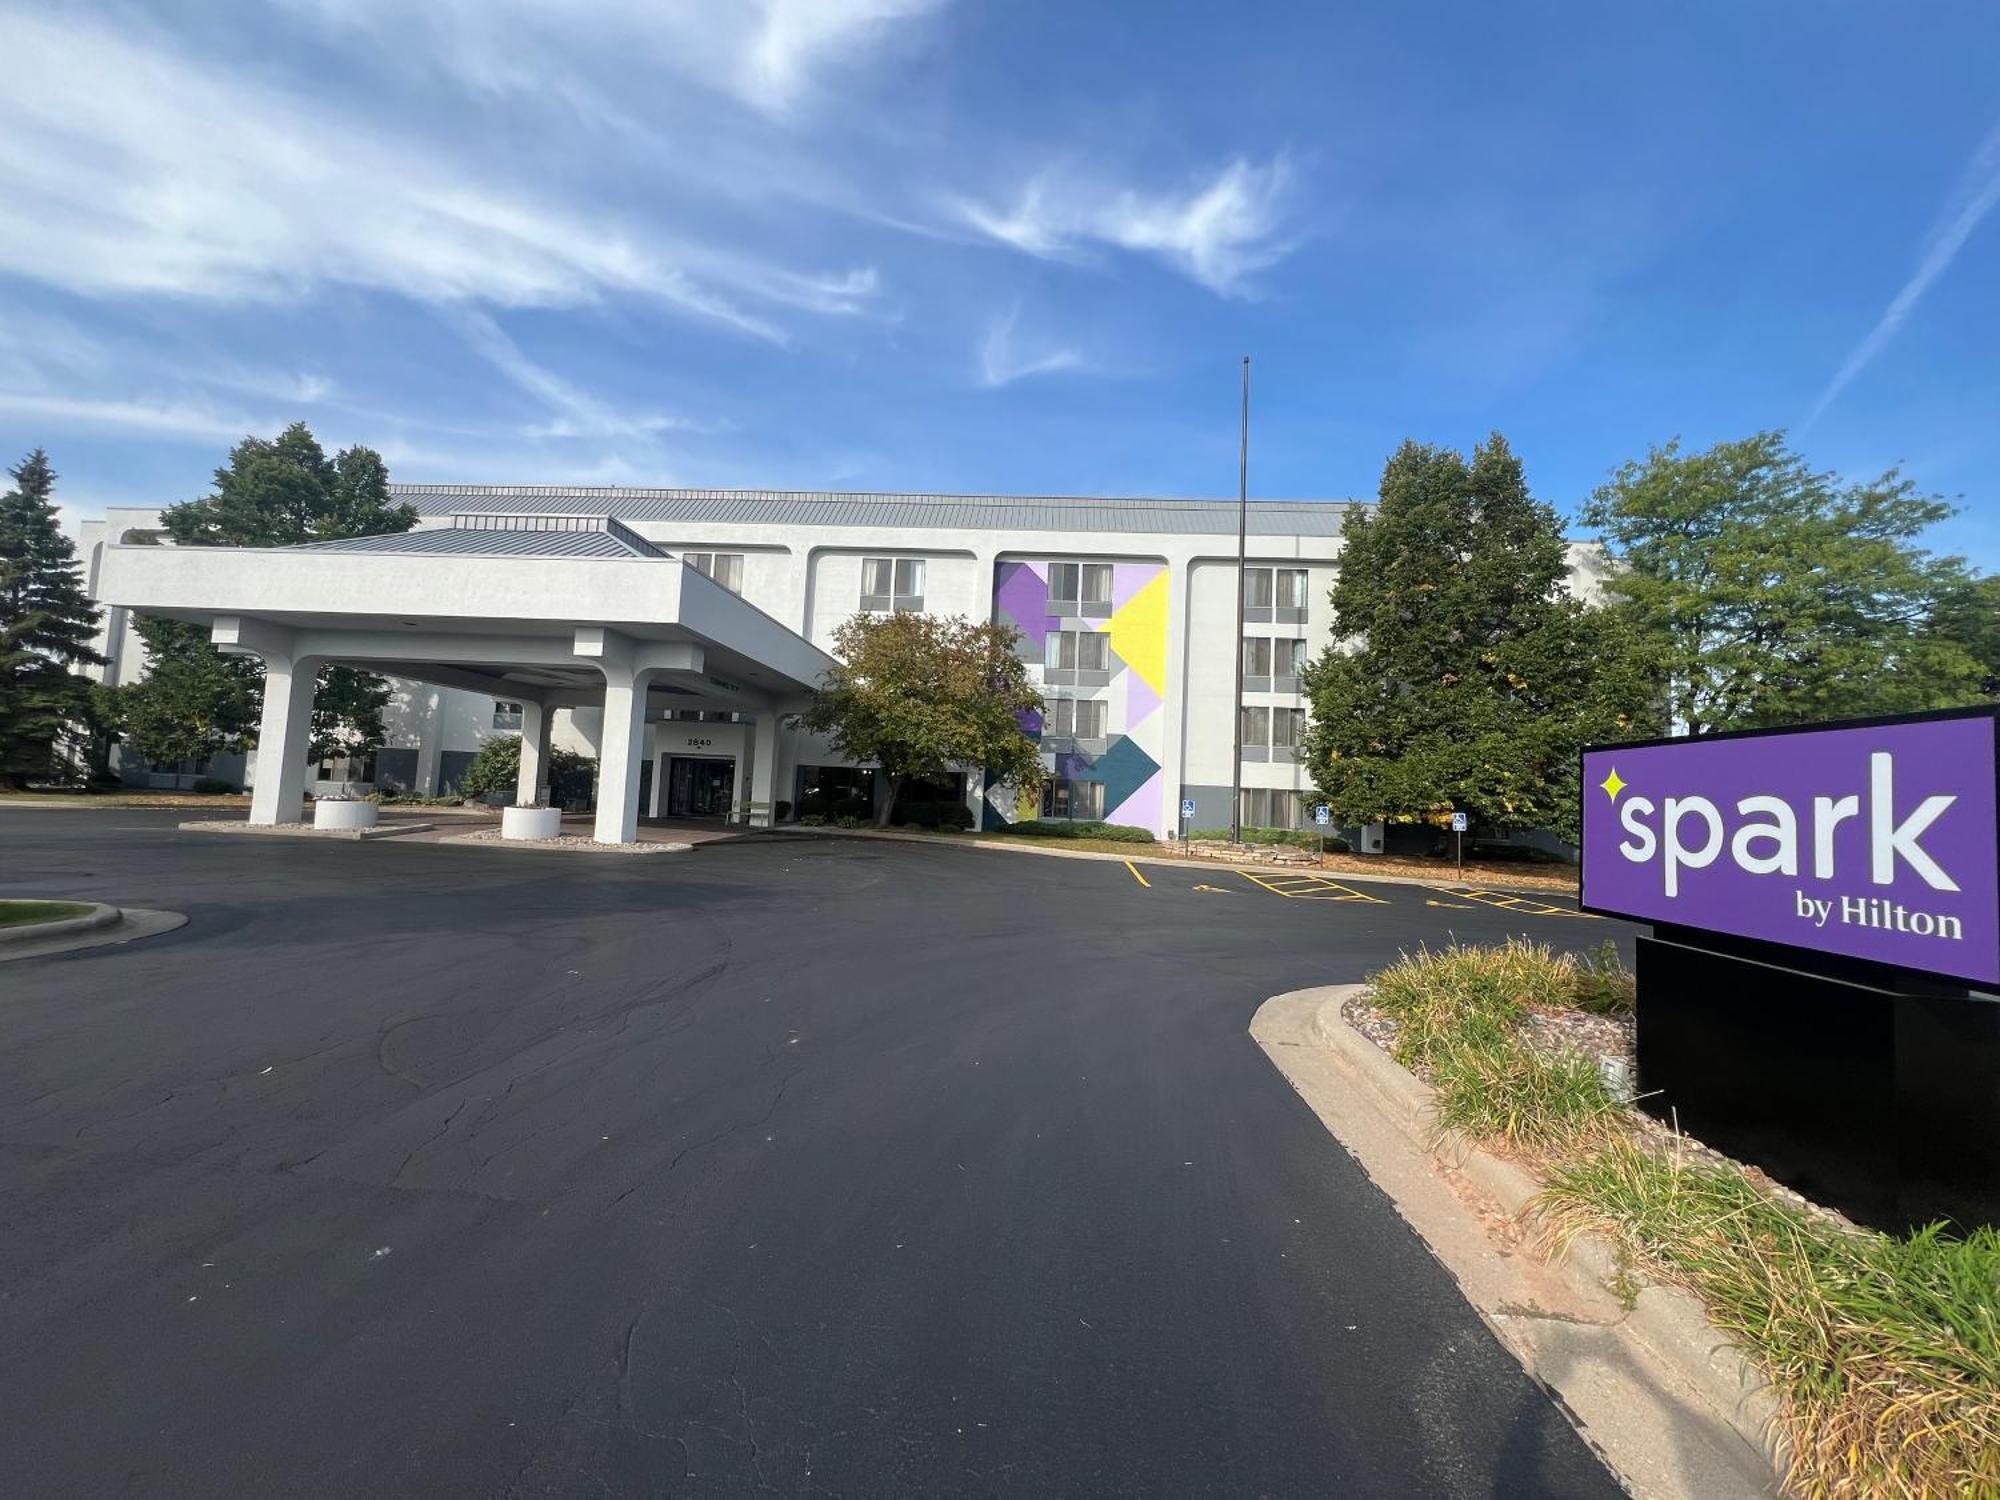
861, 557, 925, 612
1243, 567, 1310, 623
1045, 630, 1109, 672
1045, 697, 1107, 739
1243, 637, 1310, 689
684, 552, 744, 593
1049, 561, 1113, 615
493, 700, 523, 731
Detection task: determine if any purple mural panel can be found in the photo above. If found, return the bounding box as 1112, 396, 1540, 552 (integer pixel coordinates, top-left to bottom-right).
1580, 711, 2000, 986
1108, 767, 1163, 831
995, 560, 1059, 642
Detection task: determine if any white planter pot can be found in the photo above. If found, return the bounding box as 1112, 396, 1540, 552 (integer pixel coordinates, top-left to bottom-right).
502, 805, 564, 841
313, 800, 379, 831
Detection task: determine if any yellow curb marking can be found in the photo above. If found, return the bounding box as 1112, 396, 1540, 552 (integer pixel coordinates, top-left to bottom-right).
1123, 860, 1151, 888
1237, 870, 1389, 905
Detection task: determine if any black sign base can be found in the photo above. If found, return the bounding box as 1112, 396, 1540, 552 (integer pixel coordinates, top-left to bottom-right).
1636, 934, 2000, 1234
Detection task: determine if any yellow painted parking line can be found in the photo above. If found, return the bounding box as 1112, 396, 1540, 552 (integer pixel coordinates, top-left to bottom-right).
1237, 870, 1389, 905
1123, 860, 1151, 888
1430, 887, 1598, 919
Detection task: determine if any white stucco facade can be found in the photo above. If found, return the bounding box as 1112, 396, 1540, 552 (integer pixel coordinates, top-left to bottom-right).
78, 485, 1613, 841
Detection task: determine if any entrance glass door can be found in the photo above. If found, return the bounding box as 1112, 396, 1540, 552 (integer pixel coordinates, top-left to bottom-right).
666, 756, 735, 819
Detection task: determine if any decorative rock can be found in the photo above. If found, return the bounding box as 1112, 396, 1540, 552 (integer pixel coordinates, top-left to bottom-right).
501, 805, 564, 841
313, 799, 380, 831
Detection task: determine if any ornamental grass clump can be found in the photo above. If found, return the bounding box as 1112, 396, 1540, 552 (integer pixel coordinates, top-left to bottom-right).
1367, 939, 1621, 1154
1538, 1137, 2000, 1497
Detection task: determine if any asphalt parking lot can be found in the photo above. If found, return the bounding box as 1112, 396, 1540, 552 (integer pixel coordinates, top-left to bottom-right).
1, 810, 1630, 1497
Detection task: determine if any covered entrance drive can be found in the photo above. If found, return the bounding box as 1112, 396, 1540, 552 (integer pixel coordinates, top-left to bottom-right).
95, 514, 837, 843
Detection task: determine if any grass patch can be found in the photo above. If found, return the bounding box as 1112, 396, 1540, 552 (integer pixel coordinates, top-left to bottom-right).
0, 899, 95, 928
1539, 1139, 2000, 1496
1368, 939, 1621, 1153
1362, 937, 2000, 1494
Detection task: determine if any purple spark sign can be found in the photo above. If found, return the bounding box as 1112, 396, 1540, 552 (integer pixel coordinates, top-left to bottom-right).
1580, 708, 2000, 987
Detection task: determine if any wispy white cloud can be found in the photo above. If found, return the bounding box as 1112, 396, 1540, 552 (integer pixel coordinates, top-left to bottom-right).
0, 10, 878, 339
281, 0, 945, 116
1804, 123, 2000, 429
0, 391, 259, 443
441, 307, 698, 441
976, 305, 1082, 388
956, 155, 1297, 294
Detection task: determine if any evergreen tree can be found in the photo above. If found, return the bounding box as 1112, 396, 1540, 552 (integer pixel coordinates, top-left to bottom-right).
1580, 433, 1984, 733
120, 424, 415, 769
0, 450, 104, 786
1301, 434, 1657, 843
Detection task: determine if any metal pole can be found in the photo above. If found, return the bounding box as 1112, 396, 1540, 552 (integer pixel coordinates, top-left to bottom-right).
1229, 355, 1250, 845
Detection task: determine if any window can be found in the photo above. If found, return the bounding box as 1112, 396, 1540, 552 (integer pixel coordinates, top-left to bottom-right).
1242, 567, 1310, 622
1044, 630, 1109, 673
1280, 638, 1309, 679
1048, 561, 1114, 613
1241, 788, 1304, 828
317, 754, 376, 784
1041, 778, 1106, 820
685, 552, 744, 593
493, 700, 523, 731
1242, 637, 1272, 678
861, 556, 925, 612
1240, 705, 1270, 749
1047, 698, 1107, 739
1273, 706, 1306, 750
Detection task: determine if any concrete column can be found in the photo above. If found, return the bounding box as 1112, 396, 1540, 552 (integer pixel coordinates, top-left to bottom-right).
249, 655, 320, 825
593, 670, 653, 844
516, 699, 550, 806
747, 710, 779, 826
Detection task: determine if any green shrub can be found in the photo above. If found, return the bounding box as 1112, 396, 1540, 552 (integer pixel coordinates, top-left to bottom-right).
893, 800, 976, 830
189, 777, 235, 794
1003, 819, 1154, 843
458, 734, 595, 806
797, 813, 827, 826
833, 814, 866, 829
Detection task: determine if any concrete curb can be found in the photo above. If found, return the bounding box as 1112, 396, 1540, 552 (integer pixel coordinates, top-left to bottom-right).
0, 901, 121, 945
0, 906, 188, 963
1296, 985, 1789, 1477
177, 819, 436, 842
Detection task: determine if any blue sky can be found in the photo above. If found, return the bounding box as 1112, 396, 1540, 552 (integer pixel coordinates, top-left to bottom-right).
3, 2, 1998, 562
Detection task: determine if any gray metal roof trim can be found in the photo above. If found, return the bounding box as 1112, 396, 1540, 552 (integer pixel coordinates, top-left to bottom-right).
283, 528, 659, 560
388, 485, 1358, 536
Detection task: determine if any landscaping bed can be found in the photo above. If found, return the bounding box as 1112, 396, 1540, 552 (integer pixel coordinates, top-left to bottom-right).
0, 899, 96, 929
1348, 938, 2000, 1497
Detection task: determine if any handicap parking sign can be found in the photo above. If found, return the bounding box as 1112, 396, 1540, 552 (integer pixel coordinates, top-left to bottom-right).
1451, 811, 1469, 832
1180, 798, 1196, 820
1313, 804, 1331, 826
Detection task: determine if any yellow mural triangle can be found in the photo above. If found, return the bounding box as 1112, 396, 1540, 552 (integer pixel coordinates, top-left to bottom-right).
1109, 570, 1169, 695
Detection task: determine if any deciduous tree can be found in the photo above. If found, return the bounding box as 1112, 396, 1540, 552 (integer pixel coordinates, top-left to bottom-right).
1302, 434, 1658, 843
118, 424, 416, 769
1580, 433, 1984, 733
0, 449, 104, 786
802, 612, 1044, 826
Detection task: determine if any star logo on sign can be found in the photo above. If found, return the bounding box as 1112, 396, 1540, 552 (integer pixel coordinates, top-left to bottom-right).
1599, 768, 1627, 802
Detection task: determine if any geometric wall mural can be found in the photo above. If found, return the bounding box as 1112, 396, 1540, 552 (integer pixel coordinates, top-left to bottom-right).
990, 559, 1169, 834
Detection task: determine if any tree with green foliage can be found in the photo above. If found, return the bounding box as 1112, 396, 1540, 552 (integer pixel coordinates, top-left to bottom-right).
1302, 434, 1659, 843
1581, 432, 1985, 734
0, 449, 105, 786
802, 612, 1044, 827
118, 424, 416, 769
456, 733, 595, 807
1930, 573, 2000, 699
